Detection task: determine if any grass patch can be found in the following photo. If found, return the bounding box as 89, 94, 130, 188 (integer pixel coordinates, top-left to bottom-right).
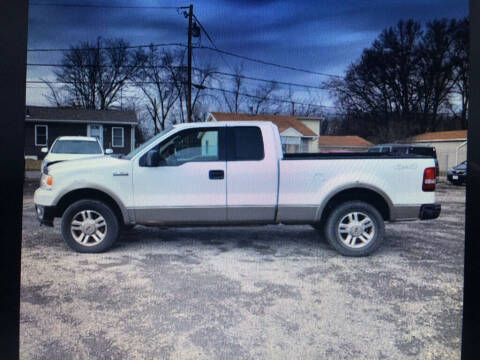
25, 159, 41, 171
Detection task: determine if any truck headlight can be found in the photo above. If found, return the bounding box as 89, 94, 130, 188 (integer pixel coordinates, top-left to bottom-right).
40, 174, 53, 189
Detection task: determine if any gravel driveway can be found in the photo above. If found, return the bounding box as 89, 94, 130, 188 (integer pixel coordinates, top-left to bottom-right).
20, 182, 465, 359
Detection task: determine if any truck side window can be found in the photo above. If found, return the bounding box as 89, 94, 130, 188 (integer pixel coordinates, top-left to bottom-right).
140, 128, 223, 166
228, 126, 264, 161
160, 129, 219, 165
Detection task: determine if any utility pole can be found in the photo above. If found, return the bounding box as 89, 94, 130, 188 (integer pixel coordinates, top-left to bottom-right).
187, 4, 193, 123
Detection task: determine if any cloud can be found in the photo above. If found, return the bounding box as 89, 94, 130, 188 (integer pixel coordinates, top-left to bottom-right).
26, 0, 468, 106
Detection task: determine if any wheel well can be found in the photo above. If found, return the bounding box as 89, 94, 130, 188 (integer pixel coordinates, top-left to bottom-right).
319, 188, 390, 224
55, 188, 125, 225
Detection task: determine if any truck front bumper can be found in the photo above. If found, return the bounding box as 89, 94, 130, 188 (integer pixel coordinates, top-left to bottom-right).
419, 203, 441, 220
34, 187, 58, 227
34, 204, 56, 227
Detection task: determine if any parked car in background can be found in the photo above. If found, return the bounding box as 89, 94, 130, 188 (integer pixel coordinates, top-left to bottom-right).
41, 136, 113, 173
368, 144, 439, 178
447, 161, 467, 185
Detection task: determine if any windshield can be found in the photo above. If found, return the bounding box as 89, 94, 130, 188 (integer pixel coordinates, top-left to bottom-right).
123, 126, 174, 160
51, 140, 102, 154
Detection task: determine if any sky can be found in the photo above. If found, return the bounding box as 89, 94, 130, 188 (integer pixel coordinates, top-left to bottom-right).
26, 0, 469, 110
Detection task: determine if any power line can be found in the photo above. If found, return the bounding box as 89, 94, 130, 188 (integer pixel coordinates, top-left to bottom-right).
27, 41, 340, 78
192, 14, 235, 73
194, 45, 342, 78
26, 80, 176, 85
25, 80, 339, 109
27, 63, 328, 90
210, 71, 328, 91
202, 85, 337, 109
30, 3, 188, 9
27, 42, 186, 52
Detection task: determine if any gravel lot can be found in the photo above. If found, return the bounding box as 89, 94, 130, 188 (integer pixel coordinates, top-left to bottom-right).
20, 182, 465, 359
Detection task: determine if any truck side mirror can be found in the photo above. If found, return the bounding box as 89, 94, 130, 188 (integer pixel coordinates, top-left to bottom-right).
105, 148, 113, 155
41, 147, 48, 153
143, 149, 166, 167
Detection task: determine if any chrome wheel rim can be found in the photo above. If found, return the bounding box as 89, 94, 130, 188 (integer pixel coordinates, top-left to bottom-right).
70, 210, 107, 246
337, 211, 375, 248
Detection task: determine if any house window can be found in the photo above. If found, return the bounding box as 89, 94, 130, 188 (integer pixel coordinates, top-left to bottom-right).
35, 125, 48, 146
280, 135, 301, 153
112, 127, 124, 147
301, 138, 309, 152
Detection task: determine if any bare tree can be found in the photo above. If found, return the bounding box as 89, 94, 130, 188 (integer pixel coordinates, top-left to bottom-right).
191, 65, 217, 120
45, 37, 140, 110
325, 18, 469, 142
452, 17, 469, 129
134, 47, 181, 133
417, 18, 458, 131
220, 64, 245, 113
248, 81, 279, 114
277, 86, 324, 117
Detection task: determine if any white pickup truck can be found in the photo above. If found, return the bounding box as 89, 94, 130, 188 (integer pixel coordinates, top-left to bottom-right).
34, 121, 440, 256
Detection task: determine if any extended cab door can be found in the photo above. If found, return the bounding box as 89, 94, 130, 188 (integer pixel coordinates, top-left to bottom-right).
226, 125, 278, 223
132, 127, 227, 225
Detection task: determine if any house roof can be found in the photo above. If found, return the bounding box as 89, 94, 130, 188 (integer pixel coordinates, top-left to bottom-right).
410, 130, 467, 141
209, 112, 317, 137
25, 106, 138, 125
318, 136, 373, 147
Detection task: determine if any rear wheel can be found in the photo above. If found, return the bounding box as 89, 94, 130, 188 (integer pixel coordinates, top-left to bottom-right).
324, 201, 384, 257
61, 199, 119, 253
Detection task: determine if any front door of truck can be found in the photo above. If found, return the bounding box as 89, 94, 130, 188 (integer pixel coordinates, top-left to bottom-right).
133, 127, 227, 225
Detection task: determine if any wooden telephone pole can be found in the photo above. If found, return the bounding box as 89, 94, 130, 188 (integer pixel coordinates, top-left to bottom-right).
187, 4, 193, 123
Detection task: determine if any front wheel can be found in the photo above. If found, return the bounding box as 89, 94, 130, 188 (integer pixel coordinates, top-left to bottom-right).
324, 201, 384, 257
61, 199, 120, 253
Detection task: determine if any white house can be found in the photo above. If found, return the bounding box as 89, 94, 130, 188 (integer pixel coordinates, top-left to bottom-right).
207, 112, 318, 153
409, 130, 467, 173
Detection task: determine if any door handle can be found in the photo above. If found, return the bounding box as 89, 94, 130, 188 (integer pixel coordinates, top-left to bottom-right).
209, 170, 224, 180
113, 171, 129, 176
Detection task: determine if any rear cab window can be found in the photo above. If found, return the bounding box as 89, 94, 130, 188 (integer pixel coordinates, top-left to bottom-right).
227, 126, 264, 161
408, 147, 437, 158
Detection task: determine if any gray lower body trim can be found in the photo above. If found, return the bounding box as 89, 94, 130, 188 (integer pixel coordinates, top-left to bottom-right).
131, 205, 319, 225
390, 205, 421, 221
135, 207, 226, 225
227, 206, 276, 224
276, 205, 318, 224
131, 205, 278, 225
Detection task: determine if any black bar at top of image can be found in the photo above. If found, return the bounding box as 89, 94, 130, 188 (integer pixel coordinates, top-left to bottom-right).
0, 1, 29, 359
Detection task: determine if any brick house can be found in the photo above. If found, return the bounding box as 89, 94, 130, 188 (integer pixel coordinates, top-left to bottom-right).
24, 106, 137, 159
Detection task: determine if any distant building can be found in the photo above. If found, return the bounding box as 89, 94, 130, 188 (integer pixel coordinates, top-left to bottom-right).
207, 112, 318, 153
409, 130, 467, 172
317, 136, 373, 151
24, 106, 138, 159
296, 116, 324, 136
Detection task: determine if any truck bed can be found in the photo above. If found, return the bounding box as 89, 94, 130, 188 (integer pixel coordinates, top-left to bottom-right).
283, 152, 432, 160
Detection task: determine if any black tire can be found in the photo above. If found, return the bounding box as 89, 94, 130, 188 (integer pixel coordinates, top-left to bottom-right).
61, 199, 120, 253
324, 201, 384, 257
